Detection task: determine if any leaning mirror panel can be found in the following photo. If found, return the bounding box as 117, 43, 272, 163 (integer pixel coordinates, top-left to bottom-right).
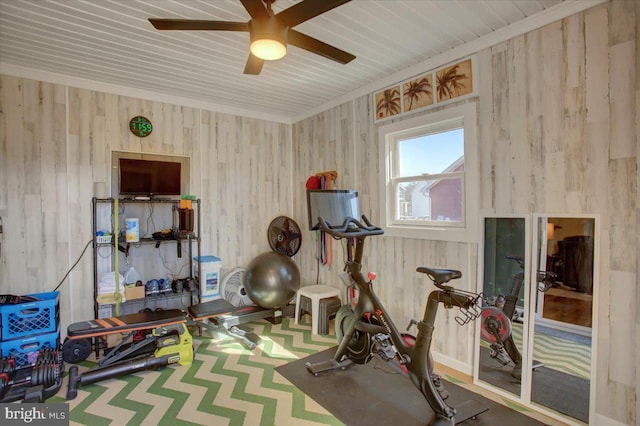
476, 216, 529, 398
476, 214, 597, 425
530, 215, 595, 424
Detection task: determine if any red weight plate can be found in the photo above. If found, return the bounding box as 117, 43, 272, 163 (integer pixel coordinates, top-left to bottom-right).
480, 306, 511, 344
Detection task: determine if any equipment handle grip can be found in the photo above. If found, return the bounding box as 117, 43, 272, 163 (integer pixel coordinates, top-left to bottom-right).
66, 366, 79, 400
317, 215, 384, 238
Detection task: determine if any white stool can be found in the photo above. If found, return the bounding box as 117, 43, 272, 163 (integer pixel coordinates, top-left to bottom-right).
294, 285, 342, 335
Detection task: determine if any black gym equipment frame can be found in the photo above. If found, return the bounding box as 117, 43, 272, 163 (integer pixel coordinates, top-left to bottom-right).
305, 215, 488, 426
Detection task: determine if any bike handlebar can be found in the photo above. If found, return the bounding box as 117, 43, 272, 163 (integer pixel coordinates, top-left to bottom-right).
506, 255, 525, 269
317, 215, 385, 238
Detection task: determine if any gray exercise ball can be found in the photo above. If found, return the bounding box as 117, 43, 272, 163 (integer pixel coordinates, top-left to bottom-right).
243, 252, 300, 309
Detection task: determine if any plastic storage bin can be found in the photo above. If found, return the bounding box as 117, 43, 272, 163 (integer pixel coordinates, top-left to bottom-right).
0, 291, 60, 340
193, 255, 221, 301
0, 326, 61, 367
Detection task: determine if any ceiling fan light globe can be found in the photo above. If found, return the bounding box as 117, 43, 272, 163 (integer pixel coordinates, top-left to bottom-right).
250, 38, 287, 60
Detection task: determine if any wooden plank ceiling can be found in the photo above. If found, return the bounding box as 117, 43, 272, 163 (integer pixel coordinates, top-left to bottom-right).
0, 0, 580, 122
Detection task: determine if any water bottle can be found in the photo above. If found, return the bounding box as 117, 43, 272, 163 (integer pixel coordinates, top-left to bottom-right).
124, 266, 142, 287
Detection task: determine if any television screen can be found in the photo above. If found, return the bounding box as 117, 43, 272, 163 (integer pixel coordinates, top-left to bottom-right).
307, 189, 360, 230
119, 158, 181, 196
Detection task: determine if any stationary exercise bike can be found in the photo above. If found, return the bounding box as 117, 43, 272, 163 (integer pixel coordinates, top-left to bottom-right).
480, 256, 556, 380
305, 216, 487, 426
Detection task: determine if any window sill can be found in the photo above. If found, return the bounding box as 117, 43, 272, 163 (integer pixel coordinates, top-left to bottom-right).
383, 223, 478, 243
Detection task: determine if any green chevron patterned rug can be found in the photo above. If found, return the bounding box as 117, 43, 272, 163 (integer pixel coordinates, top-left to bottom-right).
483, 321, 591, 379
51, 318, 344, 425
49, 317, 570, 425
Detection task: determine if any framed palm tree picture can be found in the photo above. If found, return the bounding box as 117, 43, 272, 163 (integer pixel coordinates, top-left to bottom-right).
372, 56, 476, 123
436, 59, 473, 102
403, 73, 433, 112
374, 85, 402, 120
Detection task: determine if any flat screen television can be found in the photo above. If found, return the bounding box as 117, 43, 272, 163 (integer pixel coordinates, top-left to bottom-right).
306, 189, 360, 230
119, 158, 181, 196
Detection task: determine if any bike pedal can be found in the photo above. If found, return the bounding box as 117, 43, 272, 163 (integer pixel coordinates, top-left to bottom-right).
372, 333, 397, 361
432, 374, 450, 400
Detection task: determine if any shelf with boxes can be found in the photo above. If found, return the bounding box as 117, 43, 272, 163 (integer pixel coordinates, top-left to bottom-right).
92, 197, 202, 318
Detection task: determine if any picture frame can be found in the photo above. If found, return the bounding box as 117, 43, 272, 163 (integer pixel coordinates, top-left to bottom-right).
373, 56, 476, 123
374, 85, 402, 120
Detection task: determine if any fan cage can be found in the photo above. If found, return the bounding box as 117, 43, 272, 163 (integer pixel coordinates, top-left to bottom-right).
220, 267, 254, 307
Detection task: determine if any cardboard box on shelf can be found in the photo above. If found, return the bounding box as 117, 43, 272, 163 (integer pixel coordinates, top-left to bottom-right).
125, 286, 145, 301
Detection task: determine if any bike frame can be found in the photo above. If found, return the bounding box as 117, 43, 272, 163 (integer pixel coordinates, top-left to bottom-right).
500, 260, 525, 371
334, 233, 477, 421
483, 256, 554, 379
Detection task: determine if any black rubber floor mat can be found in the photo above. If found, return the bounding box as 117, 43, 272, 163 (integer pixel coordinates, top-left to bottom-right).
276, 346, 546, 426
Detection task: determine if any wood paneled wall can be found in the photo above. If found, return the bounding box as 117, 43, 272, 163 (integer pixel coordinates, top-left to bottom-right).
0, 78, 69, 313
199, 111, 291, 267
292, 2, 637, 424
0, 81, 291, 330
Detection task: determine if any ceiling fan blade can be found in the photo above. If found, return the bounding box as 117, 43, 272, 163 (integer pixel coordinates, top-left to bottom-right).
276, 0, 351, 28
244, 53, 264, 75
288, 29, 355, 64
149, 19, 248, 32
240, 0, 270, 20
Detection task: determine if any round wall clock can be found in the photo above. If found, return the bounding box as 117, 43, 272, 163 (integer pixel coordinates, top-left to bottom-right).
129, 116, 153, 138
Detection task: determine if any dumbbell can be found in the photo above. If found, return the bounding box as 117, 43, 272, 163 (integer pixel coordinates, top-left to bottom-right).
0, 363, 60, 399
0, 350, 62, 378
0, 350, 62, 399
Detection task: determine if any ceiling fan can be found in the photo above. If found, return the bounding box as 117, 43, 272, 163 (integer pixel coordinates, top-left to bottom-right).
148, 0, 356, 75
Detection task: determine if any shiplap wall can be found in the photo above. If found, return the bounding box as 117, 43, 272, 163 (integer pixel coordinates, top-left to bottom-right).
0, 0, 636, 423
199, 110, 291, 266
292, 2, 637, 424
0, 79, 70, 314
0, 82, 291, 331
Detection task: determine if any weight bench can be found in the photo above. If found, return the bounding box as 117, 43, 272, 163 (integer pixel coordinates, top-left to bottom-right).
188, 298, 282, 350
63, 309, 190, 364
63, 299, 283, 364
63, 300, 286, 400
64, 309, 194, 401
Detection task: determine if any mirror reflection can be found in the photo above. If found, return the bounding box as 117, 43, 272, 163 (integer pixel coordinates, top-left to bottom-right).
478, 217, 526, 397
531, 216, 594, 423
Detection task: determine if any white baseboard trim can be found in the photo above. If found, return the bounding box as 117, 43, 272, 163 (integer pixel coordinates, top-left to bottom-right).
592, 414, 628, 426
432, 352, 473, 376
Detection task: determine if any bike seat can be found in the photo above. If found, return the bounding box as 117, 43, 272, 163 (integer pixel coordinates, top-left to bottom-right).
416, 267, 461, 284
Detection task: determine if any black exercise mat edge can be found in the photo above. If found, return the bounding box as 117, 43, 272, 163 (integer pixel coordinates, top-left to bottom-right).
276, 346, 547, 426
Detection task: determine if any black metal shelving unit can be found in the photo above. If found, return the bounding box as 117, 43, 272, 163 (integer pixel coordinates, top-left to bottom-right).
91, 197, 202, 319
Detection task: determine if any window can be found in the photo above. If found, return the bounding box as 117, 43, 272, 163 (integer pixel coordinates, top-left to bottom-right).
379, 102, 478, 242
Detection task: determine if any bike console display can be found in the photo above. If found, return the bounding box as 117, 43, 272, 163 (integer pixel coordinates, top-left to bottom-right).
306, 189, 360, 231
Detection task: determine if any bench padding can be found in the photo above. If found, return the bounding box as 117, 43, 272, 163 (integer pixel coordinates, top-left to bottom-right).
188, 298, 267, 320
67, 309, 186, 339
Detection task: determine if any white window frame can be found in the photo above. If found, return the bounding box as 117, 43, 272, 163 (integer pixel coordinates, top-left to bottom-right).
378, 102, 478, 242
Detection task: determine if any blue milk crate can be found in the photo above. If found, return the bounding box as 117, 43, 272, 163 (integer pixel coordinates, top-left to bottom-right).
0, 291, 59, 340
0, 326, 60, 367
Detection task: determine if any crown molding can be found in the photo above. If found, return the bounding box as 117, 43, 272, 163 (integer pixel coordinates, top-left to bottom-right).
0, 62, 293, 124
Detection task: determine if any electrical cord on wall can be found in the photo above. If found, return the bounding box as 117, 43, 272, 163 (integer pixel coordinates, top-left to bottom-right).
53, 239, 92, 292
145, 202, 156, 238
157, 244, 187, 280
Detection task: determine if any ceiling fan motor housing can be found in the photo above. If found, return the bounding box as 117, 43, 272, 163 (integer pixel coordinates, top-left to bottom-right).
249, 17, 288, 60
